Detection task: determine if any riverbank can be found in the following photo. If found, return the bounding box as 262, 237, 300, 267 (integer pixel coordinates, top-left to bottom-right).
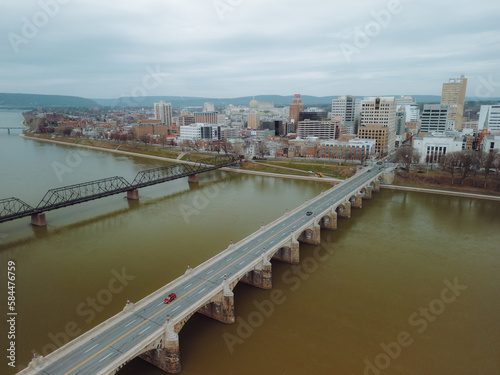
19, 133, 500, 200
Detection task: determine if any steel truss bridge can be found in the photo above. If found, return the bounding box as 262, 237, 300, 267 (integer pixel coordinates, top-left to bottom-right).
0, 155, 237, 224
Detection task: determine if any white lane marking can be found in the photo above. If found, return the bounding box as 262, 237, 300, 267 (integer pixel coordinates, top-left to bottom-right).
239, 260, 245, 265
269, 241, 274, 245
173, 306, 181, 312
139, 326, 151, 335
99, 353, 113, 362
157, 302, 164, 306
198, 287, 206, 294
84, 344, 98, 353
124, 320, 136, 327
207, 270, 213, 275
185, 283, 192, 288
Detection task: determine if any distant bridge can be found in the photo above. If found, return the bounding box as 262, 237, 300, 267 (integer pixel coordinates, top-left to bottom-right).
0, 154, 237, 226
0, 126, 25, 134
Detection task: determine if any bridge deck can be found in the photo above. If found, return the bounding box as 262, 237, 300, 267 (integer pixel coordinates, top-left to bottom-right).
18, 166, 385, 375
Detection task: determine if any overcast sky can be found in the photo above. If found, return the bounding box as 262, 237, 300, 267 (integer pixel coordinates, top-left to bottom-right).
1, 0, 499, 99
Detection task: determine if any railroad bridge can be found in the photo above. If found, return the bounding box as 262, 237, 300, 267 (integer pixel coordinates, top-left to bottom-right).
16, 167, 386, 375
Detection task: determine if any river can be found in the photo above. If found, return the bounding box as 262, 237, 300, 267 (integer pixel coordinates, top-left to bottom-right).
0, 110, 499, 375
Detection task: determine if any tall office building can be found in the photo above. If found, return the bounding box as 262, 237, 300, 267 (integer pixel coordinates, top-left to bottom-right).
359, 97, 397, 155
331, 95, 361, 135
247, 113, 260, 129
289, 94, 304, 133
419, 104, 450, 133
441, 75, 467, 131
154, 101, 172, 126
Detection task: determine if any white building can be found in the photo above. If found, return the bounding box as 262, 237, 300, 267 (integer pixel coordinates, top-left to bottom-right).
297, 119, 340, 139
478, 105, 500, 134
331, 95, 361, 135
412, 132, 463, 164
154, 100, 172, 126
179, 123, 221, 141
480, 134, 500, 153
419, 104, 451, 133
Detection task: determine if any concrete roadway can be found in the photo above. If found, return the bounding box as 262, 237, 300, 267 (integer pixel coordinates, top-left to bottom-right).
32, 166, 384, 375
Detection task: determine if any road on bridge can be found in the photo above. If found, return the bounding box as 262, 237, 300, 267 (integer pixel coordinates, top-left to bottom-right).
25, 166, 385, 375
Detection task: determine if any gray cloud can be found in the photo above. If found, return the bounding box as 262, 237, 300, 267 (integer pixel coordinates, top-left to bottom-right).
1, 0, 499, 99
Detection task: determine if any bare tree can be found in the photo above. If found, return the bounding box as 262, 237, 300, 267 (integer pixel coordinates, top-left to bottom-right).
482, 149, 498, 187
457, 150, 476, 186
258, 141, 268, 158
439, 151, 461, 185
220, 139, 233, 155
140, 134, 151, 145
395, 146, 421, 177
232, 142, 243, 158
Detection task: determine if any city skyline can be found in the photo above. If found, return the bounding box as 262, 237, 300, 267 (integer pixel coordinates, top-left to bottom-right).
1, 1, 500, 99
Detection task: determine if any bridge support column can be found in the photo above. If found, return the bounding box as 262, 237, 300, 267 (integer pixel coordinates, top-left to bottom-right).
363, 187, 372, 199
188, 174, 199, 183
373, 181, 380, 192
240, 259, 272, 289
337, 202, 351, 219
197, 292, 235, 324
320, 211, 337, 230
31, 213, 47, 227
127, 189, 139, 200
298, 223, 321, 245
140, 323, 181, 374
351, 194, 362, 208
272, 240, 300, 264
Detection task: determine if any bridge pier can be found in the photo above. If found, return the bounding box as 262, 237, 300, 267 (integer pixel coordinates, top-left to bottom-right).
336, 202, 351, 219
372, 180, 380, 192
298, 223, 321, 245
187, 174, 199, 183
197, 291, 235, 324
140, 323, 181, 374
31, 213, 47, 227
240, 259, 272, 289
351, 194, 363, 209
127, 189, 139, 200
363, 187, 373, 199
319, 211, 337, 230
272, 239, 300, 264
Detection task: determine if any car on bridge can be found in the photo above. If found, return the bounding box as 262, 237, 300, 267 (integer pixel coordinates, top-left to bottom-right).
164, 293, 177, 304
306, 211, 313, 216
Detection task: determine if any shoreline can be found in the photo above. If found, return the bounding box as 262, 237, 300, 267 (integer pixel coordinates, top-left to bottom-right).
19, 134, 500, 201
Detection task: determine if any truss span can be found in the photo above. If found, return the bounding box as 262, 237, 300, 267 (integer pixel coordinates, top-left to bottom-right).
0, 198, 36, 222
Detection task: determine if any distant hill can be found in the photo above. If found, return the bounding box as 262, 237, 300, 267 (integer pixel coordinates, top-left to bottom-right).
90, 94, 451, 108
0, 93, 98, 109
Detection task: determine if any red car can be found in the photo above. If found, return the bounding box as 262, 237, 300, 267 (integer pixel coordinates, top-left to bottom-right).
164, 293, 176, 304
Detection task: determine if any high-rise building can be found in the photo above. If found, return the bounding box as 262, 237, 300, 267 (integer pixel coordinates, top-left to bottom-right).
478, 104, 500, 134
247, 113, 260, 129
289, 94, 304, 133
154, 101, 172, 126
331, 95, 361, 135
441, 75, 467, 131
419, 104, 450, 133
359, 97, 397, 155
